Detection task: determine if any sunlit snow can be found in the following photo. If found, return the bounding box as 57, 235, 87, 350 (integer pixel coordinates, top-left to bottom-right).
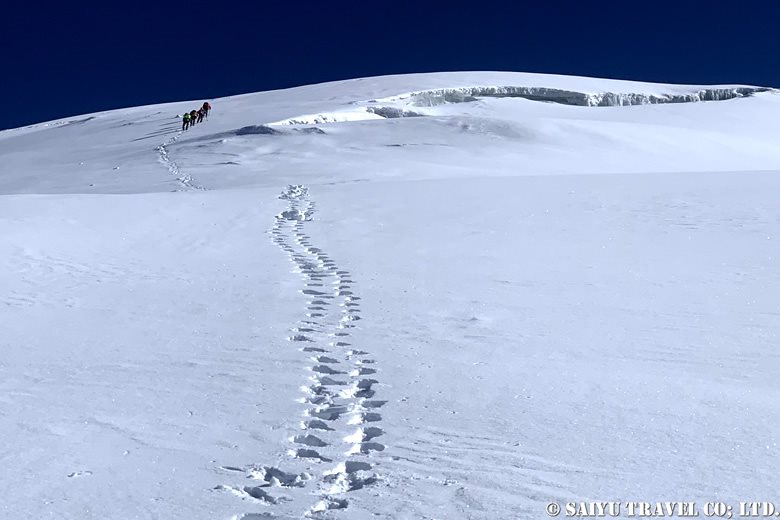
1, 71, 779, 519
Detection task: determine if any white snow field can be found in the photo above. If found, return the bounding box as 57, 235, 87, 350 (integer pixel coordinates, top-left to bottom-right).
2, 71, 780, 519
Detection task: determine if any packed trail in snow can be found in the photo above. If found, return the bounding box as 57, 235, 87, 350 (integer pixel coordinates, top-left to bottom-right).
157, 133, 205, 191
2, 71, 780, 520
219, 185, 384, 518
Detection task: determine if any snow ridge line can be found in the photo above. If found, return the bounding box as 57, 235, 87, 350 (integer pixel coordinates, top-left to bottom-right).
374, 85, 775, 107
268, 85, 777, 126
156, 134, 205, 191
223, 185, 384, 517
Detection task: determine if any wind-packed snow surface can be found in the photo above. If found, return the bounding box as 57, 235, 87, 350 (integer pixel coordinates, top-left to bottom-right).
1, 71, 780, 519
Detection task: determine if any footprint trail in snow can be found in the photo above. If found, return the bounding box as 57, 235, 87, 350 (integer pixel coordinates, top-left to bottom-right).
223, 185, 385, 517
156, 128, 205, 191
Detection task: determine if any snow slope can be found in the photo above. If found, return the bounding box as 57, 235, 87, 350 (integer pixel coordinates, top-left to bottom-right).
1, 71, 780, 519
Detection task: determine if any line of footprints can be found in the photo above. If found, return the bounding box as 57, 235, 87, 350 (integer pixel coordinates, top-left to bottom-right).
219, 185, 385, 517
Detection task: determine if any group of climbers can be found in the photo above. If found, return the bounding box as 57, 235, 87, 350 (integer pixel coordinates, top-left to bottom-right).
181, 102, 211, 131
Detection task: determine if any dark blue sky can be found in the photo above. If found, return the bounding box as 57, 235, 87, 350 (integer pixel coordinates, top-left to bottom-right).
3, 0, 778, 130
